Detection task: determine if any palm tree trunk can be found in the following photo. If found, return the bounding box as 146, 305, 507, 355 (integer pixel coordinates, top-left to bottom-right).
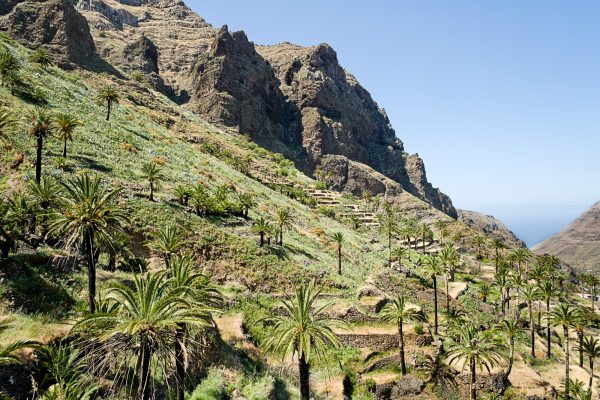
529, 301, 535, 358
63, 137, 68, 158
507, 337, 515, 377
433, 276, 438, 335
387, 233, 392, 268
85, 229, 96, 314
138, 334, 152, 400
445, 273, 450, 312
546, 298, 551, 358
495, 248, 499, 274
470, 357, 477, 400
149, 181, 154, 201
588, 359, 594, 398
259, 232, 264, 247
578, 331, 584, 368
106, 100, 111, 121
537, 301, 542, 328
35, 135, 43, 183
175, 324, 186, 400
279, 227, 283, 246
398, 319, 406, 375
592, 285, 596, 311
337, 246, 342, 275
299, 353, 310, 400
564, 326, 570, 400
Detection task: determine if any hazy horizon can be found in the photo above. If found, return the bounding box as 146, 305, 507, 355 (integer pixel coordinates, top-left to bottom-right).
191, 1, 600, 246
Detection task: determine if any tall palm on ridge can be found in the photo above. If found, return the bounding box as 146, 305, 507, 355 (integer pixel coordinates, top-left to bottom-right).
421, 254, 444, 335
549, 302, 580, 400
54, 113, 82, 158
262, 281, 345, 400
446, 323, 503, 400
379, 294, 427, 375
74, 271, 210, 400
27, 107, 53, 183
48, 173, 128, 313
168, 254, 221, 400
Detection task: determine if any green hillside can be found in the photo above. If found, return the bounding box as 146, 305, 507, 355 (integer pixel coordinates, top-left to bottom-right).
1, 32, 599, 400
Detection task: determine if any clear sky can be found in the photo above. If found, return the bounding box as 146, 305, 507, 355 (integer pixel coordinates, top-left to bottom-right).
187, 0, 600, 246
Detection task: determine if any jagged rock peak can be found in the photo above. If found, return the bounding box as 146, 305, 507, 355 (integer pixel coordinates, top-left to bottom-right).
0, 0, 96, 67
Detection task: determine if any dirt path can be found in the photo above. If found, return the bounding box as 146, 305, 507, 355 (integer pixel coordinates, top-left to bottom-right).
448, 281, 468, 299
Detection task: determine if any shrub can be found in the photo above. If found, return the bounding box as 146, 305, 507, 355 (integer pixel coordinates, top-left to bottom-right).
188, 369, 229, 400
414, 323, 424, 335
315, 180, 327, 190
317, 206, 335, 218
242, 375, 275, 400
117, 256, 148, 273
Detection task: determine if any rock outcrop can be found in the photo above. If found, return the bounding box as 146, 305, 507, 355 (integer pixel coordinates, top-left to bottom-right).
458, 209, 525, 248
71, 0, 457, 216
533, 201, 600, 270
0, 0, 96, 67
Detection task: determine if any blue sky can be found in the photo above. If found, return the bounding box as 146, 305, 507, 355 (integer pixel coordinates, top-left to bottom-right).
188, 1, 600, 246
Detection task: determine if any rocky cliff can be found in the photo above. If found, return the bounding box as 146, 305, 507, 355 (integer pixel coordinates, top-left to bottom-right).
533, 201, 600, 270
457, 210, 525, 248
0, 0, 96, 68
0, 0, 457, 217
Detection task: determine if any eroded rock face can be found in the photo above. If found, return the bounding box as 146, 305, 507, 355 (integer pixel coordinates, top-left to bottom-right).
458, 209, 525, 248
72, 0, 457, 217
0, 0, 96, 66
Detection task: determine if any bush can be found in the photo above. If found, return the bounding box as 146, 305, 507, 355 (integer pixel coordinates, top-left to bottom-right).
188, 369, 229, 400
117, 256, 148, 273
242, 375, 275, 400
414, 323, 424, 335
315, 180, 327, 190
317, 206, 335, 218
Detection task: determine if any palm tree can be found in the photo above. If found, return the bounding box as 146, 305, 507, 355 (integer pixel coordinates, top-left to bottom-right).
173, 184, 191, 206
580, 336, 600, 397
147, 225, 186, 268
512, 248, 530, 275
27, 107, 53, 183
29, 48, 53, 67
471, 235, 486, 259
237, 192, 256, 219
391, 246, 403, 271
331, 232, 344, 275
421, 254, 444, 334
141, 162, 163, 202
434, 219, 448, 243
446, 323, 503, 400
538, 280, 556, 358
573, 307, 592, 368
378, 206, 397, 268
419, 223, 433, 251
477, 282, 492, 304
549, 303, 580, 400
168, 255, 221, 400
28, 175, 61, 239
439, 244, 458, 312
275, 207, 292, 246
499, 317, 521, 378
0, 49, 20, 87
582, 274, 600, 311
379, 295, 427, 375
54, 113, 81, 158
0, 108, 15, 144
96, 85, 119, 121
0, 318, 38, 364
48, 174, 128, 313
262, 281, 344, 400
522, 284, 537, 357
491, 239, 506, 273
74, 271, 213, 400
252, 217, 270, 247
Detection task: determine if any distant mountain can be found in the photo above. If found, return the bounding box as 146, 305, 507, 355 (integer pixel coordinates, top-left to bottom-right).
533, 201, 600, 270
457, 210, 525, 248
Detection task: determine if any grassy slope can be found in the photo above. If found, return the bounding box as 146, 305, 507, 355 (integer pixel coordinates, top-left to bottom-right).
1, 33, 582, 400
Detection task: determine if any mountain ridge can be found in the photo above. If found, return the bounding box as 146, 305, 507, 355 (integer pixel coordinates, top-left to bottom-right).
533, 201, 600, 270
0, 0, 459, 217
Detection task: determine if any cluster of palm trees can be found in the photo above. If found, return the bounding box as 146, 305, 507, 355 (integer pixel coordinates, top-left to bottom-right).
172, 180, 256, 219
251, 207, 293, 247
378, 203, 434, 268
